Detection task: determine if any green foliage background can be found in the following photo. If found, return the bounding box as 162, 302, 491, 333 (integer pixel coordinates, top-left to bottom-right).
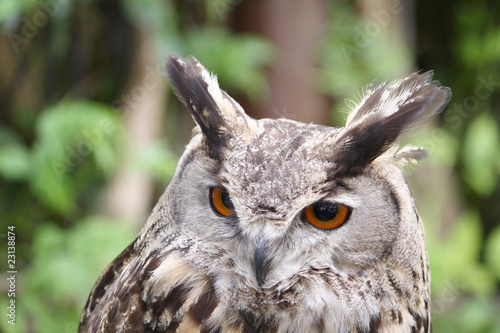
0, 0, 499, 332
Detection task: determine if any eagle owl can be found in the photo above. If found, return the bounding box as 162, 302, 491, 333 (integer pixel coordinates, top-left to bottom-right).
79, 54, 450, 332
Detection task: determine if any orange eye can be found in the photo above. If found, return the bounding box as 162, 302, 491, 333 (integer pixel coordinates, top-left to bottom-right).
304, 202, 350, 229
210, 187, 235, 217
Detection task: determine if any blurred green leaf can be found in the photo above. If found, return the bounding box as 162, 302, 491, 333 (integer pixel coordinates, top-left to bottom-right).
485, 226, 500, 281
21, 217, 137, 333
122, 0, 177, 38
131, 140, 178, 182
184, 27, 274, 99
29, 100, 124, 215
0, 126, 30, 180
462, 112, 500, 197
432, 298, 500, 333
457, 3, 500, 69
0, 0, 36, 23
428, 211, 495, 296
206, 0, 237, 22
0, 144, 30, 180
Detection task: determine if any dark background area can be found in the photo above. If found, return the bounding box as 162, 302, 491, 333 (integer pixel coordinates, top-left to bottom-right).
0, 0, 499, 331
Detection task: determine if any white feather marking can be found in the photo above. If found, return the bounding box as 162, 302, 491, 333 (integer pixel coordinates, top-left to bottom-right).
197, 63, 243, 118
195, 60, 257, 138
149, 254, 199, 298
346, 74, 440, 127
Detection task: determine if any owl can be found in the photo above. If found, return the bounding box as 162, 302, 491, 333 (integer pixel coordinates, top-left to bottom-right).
79, 54, 450, 333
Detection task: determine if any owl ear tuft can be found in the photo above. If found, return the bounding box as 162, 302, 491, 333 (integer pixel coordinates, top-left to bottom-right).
333, 71, 451, 175
167, 54, 250, 160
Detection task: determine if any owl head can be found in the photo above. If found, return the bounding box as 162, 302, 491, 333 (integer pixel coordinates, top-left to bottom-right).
149, 54, 450, 330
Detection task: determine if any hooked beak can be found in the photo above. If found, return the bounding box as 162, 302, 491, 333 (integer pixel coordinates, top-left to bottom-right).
254, 237, 272, 287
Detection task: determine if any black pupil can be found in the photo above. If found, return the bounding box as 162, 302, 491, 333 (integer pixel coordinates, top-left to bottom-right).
313, 202, 338, 221
221, 189, 234, 210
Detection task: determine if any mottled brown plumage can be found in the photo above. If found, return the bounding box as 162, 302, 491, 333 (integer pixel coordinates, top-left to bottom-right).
79, 55, 450, 332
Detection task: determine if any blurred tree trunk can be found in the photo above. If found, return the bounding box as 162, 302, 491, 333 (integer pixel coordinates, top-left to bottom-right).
232, 0, 330, 124
102, 30, 166, 229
